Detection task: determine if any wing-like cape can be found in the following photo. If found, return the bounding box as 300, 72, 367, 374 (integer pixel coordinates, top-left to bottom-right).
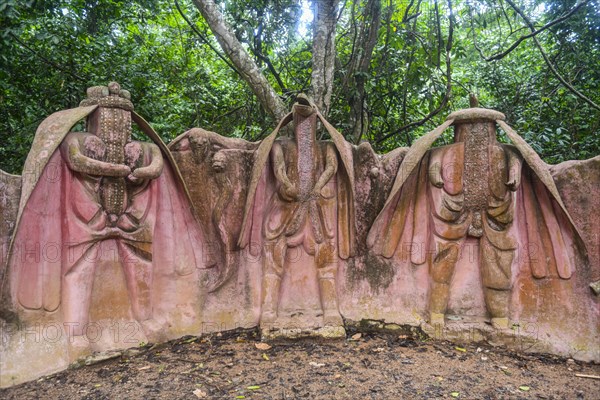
497, 120, 584, 279
367, 116, 585, 279
238, 110, 355, 259
2, 106, 203, 312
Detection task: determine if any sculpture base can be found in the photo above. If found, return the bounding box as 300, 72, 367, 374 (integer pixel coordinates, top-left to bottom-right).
261, 324, 346, 340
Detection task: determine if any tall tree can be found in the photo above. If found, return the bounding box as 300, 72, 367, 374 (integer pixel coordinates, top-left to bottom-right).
2, 0, 598, 174
309, 0, 339, 117
191, 0, 288, 120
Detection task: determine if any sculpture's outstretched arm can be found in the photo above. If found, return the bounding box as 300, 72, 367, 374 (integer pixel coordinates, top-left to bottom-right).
272, 142, 298, 201
505, 146, 523, 191
132, 143, 164, 180
313, 143, 338, 196
61, 133, 131, 177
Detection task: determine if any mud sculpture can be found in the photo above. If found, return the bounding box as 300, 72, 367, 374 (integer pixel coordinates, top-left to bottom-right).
368, 101, 586, 329
238, 95, 355, 337
2, 83, 205, 353
1, 88, 599, 388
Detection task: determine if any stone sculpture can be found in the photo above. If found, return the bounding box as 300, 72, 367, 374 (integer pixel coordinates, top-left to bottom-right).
238, 95, 355, 336
1, 88, 598, 388
2, 83, 204, 351
367, 101, 586, 328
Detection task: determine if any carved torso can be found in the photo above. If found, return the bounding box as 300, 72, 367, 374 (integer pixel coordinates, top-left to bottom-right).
429, 120, 519, 245
87, 106, 132, 217
264, 109, 338, 248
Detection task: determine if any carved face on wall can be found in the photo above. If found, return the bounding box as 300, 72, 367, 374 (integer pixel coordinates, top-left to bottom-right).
212, 151, 227, 172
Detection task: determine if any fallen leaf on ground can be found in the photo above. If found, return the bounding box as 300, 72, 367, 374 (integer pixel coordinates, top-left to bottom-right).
450, 391, 460, 397
193, 388, 207, 398
455, 347, 466, 352
309, 361, 326, 367
351, 333, 362, 340
519, 386, 530, 391
247, 385, 261, 390
262, 353, 270, 361
255, 342, 272, 350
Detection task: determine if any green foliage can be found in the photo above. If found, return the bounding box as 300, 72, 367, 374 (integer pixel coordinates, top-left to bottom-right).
1, 0, 598, 174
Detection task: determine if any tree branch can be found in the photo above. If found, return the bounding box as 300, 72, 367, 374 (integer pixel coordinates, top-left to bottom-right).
253, 51, 288, 93
480, 0, 589, 62
173, 0, 238, 73
376, 0, 454, 146
504, 0, 599, 111
190, 0, 287, 120
10, 33, 86, 82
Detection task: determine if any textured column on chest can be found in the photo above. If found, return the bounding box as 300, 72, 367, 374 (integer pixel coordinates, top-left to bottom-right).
462, 122, 490, 211
97, 107, 131, 164
295, 112, 318, 198
95, 107, 131, 216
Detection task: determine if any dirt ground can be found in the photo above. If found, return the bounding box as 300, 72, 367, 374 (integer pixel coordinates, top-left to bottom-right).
1, 328, 599, 399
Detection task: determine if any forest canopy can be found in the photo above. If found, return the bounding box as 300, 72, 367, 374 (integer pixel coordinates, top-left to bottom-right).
1, 0, 599, 174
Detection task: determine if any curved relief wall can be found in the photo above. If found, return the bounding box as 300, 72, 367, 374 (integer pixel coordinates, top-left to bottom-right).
1, 84, 598, 387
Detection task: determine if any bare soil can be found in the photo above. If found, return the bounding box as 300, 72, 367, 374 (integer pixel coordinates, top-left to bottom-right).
1, 328, 598, 399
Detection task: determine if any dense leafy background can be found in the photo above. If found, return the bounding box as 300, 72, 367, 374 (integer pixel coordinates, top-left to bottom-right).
1, 0, 598, 174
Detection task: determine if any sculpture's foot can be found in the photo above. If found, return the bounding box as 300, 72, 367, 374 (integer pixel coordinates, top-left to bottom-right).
430, 312, 445, 326
491, 317, 509, 330
323, 309, 343, 327
68, 335, 92, 361
260, 310, 277, 325
141, 318, 169, 343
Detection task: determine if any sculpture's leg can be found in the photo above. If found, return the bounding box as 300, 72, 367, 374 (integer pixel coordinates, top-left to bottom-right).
480, 237, 513, 329
117, 241, 153, 322
63, 245, 100, 337
429, 239, 461, 325
317, 241, 342, 326
260, 237, 286, 325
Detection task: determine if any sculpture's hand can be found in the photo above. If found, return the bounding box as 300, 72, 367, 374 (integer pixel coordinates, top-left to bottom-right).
428, 162, 444, 188
310, 143, 338, 199
272, 142, 297, 201
72, 150, 131, 177
432, 177, 444, 188
505, 146, 522, 192
280, 183, 299, 202
111, 164, 132, 177
310, 187, 322, 199
127, 173, 142, 184
505, 177, 520, 191
61, 134, 132, 177
131, 144, 164, 180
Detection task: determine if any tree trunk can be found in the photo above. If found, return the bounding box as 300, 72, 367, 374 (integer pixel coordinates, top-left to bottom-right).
191, 0, 287, 120
310, 0, 339, 117
346, 0, 381, 143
